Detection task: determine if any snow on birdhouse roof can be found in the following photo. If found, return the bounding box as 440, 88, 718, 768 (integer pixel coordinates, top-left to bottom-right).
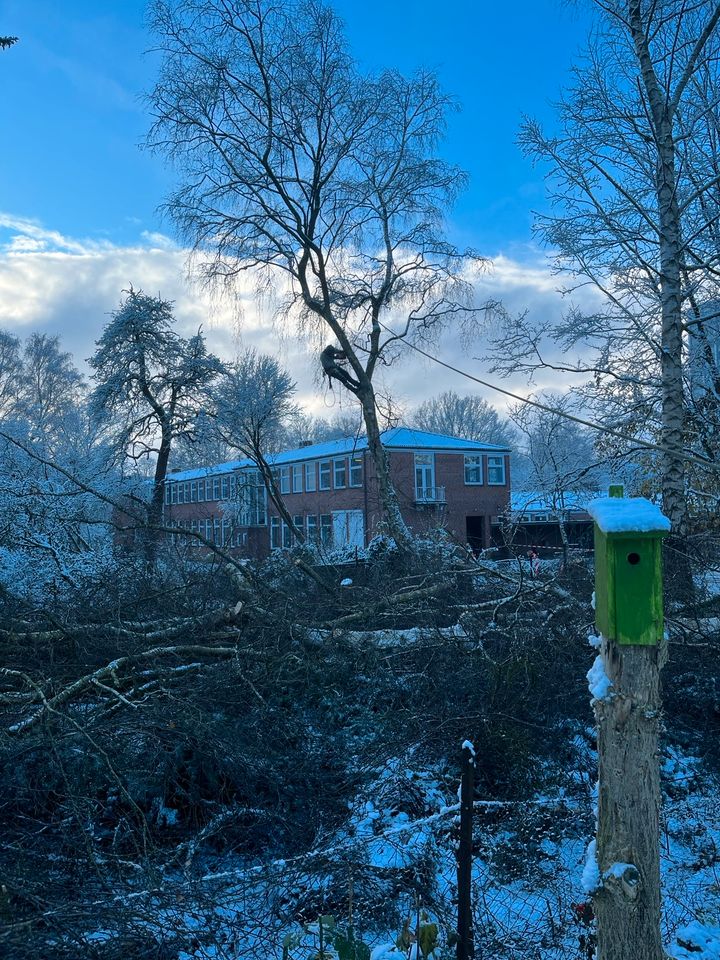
586, 497, 671, 534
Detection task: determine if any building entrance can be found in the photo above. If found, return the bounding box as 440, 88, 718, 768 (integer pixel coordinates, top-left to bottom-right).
466, 516, 485, 553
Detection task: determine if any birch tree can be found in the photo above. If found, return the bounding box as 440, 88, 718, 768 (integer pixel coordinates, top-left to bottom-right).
146, 0, 482, 546
492, 0, 720, 542
213, 350, 305, 542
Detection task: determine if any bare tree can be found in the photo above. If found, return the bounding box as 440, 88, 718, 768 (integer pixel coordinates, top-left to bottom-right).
213, 349, 305, 541
18, 334, 84, 457
89, 288, 221, 538
510, 395, 602, 564
146, 0, 483, 545
491, 0, 720, 546
0, 331, 23, 420
411, 390, 514, 447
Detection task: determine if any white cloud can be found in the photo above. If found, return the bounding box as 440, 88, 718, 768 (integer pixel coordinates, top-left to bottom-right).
0, 214, 598, 416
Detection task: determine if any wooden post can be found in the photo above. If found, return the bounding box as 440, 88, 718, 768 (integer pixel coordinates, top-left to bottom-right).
457, 741, 474, 960
587, 496, 670, 960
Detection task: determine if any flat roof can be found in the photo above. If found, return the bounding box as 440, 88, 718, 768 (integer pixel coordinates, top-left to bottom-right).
165, 426, 511, 482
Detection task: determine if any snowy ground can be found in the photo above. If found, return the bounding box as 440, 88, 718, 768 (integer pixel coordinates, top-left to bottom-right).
72, 744, 720, 960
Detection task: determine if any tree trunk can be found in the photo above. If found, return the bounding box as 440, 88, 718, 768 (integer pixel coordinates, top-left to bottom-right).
629, 0, 692, 596
593, 636, 664, 960
358, 388, 411, 546
145, 424, 173, 567
253, 453, 305, 545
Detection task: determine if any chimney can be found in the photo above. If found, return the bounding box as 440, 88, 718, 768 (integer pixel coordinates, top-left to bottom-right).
299, 440, 313, 448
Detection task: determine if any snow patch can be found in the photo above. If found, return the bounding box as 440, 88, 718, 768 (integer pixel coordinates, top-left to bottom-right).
587, 496, 670, 534
587, 655, 613, 701
581, 839, 600, 894
668, 921, 720, 960
604, 861, 636, 880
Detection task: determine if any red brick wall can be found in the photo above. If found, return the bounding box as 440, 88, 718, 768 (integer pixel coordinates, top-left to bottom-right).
162, 448, 511, 556
388, 451, 510, 547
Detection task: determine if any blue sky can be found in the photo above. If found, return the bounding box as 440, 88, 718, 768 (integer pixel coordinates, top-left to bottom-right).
0, 0, 596, 411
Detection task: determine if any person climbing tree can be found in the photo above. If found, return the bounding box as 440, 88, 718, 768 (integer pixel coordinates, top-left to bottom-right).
320, 345, 360, 393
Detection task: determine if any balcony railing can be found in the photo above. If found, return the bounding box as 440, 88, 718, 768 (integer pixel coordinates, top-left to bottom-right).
415, 485, 447, 504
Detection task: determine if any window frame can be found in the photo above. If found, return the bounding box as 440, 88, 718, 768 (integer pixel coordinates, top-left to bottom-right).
293, 515, 304, 541
487, 455, 506, 485
349, 455, 363, 488
320, 514, 333, 546
464, 455, 483, 485
414, 452, 435, 501
279, 466, 291, 495
270, 517, 281, 549
292, 464, 303, 493
305, 462, 317, 492
333, 457, 347, 489
319, 460, 331, 490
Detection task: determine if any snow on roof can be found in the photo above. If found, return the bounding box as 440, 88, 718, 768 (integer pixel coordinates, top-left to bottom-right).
166, 458, 251, 481
510, 491, 591, 514
378, 427, 511, 452
586, 497, 671, 534
165, 426, 510, 481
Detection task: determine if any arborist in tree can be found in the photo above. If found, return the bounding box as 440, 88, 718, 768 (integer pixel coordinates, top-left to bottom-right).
320, 344, 360, 392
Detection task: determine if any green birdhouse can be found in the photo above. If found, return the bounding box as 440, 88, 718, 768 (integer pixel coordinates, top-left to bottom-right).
588, 497, 671, 646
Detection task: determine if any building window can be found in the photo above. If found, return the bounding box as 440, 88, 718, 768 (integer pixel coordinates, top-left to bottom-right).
221, 476, 230, 499
171, 484, 178, 505
349, 455, 363, 487
320, 514, 333, 546
487, 455, 505, 485
334, 458, 347, 488
270, 517, 281, 549
415, 453, 435, 500
280, 466, 291, 495
293, 515, 304, 541
319, 460, 331, 490
213, 477, 221, 500
464, 455, 483, 485
281, 520, 291, 548
292, 464, 303, 493
164, 484, 171, 506
190, 480, 198, 503
305, 462, 317, 492
307, 514, 318, 542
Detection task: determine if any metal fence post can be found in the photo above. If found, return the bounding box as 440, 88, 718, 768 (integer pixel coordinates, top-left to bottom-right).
457, 741, 475, 960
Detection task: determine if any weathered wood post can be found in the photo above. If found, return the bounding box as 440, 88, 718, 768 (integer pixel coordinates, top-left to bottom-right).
586, 496, 670, 960
456, 740, 475, 960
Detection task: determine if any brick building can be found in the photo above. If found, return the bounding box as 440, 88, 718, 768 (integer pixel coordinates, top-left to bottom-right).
162, 427, 511, 557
